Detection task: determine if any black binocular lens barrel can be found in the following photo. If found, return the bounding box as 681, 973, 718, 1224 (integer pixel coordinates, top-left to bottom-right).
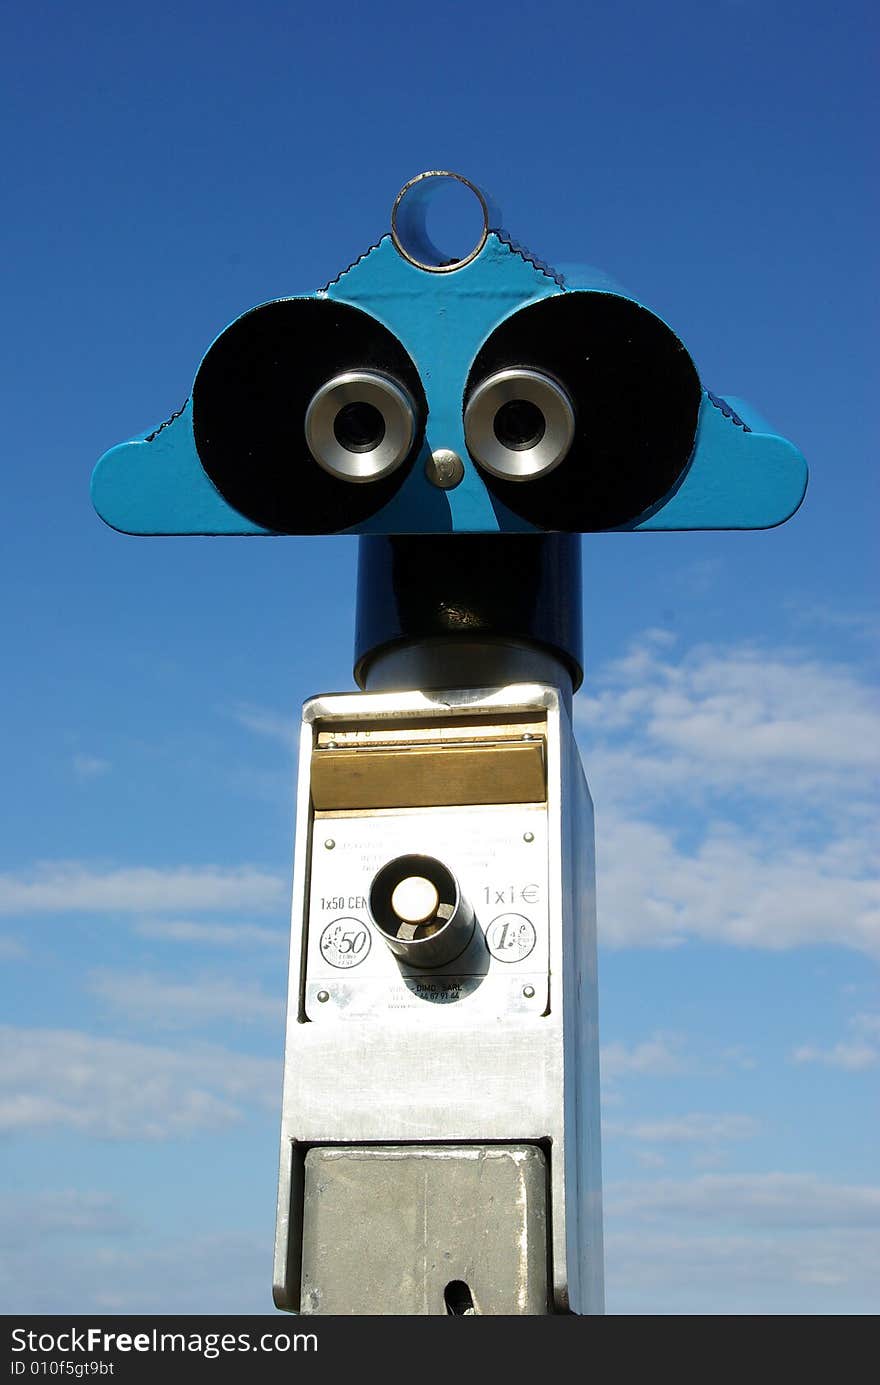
464, 292, 701, 531
192, 299, 427, 533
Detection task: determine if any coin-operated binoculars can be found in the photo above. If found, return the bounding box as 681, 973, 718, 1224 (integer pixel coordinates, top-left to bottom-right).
92, 171, 807, 1316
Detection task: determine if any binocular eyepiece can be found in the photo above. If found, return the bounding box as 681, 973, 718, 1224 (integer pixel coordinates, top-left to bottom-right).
305, 370, 419, 485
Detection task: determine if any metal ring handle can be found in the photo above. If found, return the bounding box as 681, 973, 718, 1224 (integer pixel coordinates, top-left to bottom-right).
391, 171, 491, 273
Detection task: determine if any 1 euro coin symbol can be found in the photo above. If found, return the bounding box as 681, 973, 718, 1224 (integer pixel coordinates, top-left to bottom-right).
486, 913, 536, 962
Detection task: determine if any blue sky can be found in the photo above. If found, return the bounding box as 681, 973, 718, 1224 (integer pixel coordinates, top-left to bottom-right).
1, 0, 877, 1315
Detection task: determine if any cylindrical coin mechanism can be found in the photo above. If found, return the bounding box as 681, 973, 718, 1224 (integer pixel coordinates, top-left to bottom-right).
368, 854, 475, 968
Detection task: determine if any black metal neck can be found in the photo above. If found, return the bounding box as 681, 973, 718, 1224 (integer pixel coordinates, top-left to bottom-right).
353, 534, 583, 694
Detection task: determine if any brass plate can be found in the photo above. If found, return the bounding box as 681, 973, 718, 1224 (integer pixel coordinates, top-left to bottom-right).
311, 740, 546, 810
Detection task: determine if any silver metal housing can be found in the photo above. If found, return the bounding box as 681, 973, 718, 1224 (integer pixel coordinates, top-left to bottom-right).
464, 368, 576, 481
273, 682, 604, 1315
304, 370, 417, 482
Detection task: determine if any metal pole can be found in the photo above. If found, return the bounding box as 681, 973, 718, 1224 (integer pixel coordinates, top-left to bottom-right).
273, 532, 604, 1315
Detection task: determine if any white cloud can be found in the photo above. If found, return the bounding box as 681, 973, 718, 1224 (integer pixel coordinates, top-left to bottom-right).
0, 1191, 133, 1247
605, 1225, 880, 1314
134, 919, 287, 946
690, 1148, 731, 1171
601, 1033, 687, 1080
720, 1045, 758, 1070
571, 636, 880, 957
577, 639, 880, 791
791, 1011, 880, 1070
596, 811, 879, 955
72, 754, 111, 780
792, 1042, 878, 1071
0, 1027, 280, 1139
88, 970, 284, 1029
635, 1150, 667, 1169
606, 1172, 880, 1227
786, 600, 880, 648
0, 863, 286, 915
229, 703, 298, 751
0, 1223, 270, 1315
577, 639, 880, 835
605, 1113, 759, 1144
604, 1175, 880, 1307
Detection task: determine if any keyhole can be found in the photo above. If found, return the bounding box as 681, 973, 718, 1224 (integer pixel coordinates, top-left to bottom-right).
444, 1279, 475, 1315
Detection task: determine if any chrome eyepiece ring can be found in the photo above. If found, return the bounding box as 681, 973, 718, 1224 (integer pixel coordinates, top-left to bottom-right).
305, 370, 417, 483
464, 368, 576, 482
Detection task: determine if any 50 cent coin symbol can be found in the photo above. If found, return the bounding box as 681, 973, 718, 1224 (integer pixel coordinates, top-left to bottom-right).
320, 917, 372, 969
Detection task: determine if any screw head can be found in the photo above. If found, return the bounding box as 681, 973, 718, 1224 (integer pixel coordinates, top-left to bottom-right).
522, 985, 536, 999
425, 448, 464, 490
523, 831, 534, 843
317, 990, 330, 1003
324, 838, 335, 850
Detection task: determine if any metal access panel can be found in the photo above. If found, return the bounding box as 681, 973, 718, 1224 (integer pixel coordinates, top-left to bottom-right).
273, 684, 604, 1315
299, 1145, 549, 1315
